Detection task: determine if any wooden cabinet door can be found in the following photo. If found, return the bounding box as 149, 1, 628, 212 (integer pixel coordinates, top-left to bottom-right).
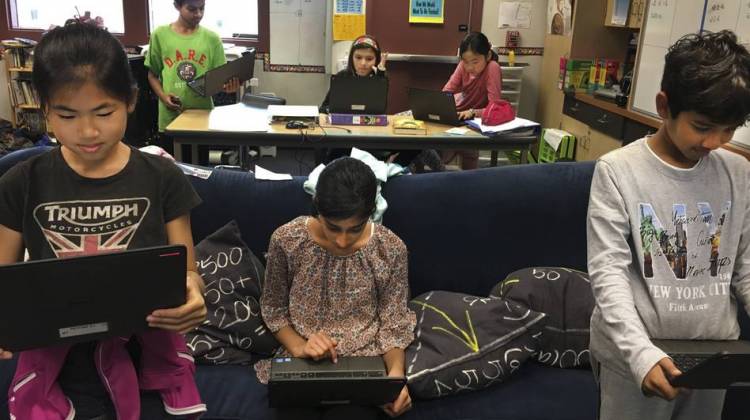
588, 127, 623, 160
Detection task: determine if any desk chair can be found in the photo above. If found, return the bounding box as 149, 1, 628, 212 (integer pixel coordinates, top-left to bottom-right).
239, 93, 286, 170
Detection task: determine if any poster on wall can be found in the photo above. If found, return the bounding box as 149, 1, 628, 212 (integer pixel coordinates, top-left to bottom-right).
547, 0, 572, 35
333, 0, 366, 40
409, 0, 445, 24
335, 0, 365, 15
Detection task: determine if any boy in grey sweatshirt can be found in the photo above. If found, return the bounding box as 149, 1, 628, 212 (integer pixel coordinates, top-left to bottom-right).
587, 30, 750, 420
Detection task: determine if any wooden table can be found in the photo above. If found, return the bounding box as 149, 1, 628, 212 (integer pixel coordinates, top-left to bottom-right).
165, 107, 537, 166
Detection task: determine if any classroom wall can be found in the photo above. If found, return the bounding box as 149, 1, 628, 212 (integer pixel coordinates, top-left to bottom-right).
480, 0, 546, 121
252, 58, 329, 105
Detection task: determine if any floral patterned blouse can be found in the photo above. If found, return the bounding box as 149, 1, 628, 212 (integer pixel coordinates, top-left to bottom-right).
254, 216, 416, 384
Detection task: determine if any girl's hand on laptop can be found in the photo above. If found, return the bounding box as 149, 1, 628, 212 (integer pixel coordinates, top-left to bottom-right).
382, 385, 412, 417
457, 109, 475, 120
147, 271, 208, 334
301, 331, 338, 363
642, 357, 683, 400
223, 77, 241, 93
0, 349, 12, 360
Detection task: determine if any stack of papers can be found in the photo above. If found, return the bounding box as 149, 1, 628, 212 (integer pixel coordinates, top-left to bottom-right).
466, 117, 540, 136
208, 103, 270, 132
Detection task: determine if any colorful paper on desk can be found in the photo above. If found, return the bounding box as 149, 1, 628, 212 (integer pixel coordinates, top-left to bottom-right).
333, 14, 366, 40
208, 104, 270, 132
254, 165, 293, 181
466, 117, 540, 135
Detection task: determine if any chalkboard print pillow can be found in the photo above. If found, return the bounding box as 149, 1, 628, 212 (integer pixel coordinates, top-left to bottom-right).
186, 220, 280, 364
405, 291, 546, 399
490, 267, 594, 369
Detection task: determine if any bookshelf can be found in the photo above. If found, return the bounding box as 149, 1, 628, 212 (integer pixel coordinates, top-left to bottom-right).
2, 42, 46, 134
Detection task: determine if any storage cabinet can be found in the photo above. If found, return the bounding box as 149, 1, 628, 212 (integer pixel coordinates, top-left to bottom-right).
561, 114, 623, 161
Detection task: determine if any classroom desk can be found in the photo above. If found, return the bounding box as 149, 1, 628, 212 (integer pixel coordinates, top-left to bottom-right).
165, 108, 536, 166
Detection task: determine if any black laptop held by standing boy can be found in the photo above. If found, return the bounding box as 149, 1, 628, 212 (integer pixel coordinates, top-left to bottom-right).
268, 356, 406, 407
188, 50, 256, 97
652, 339, 750, 389
328, 75, 388, 115
0, 245, 187, 351
408, 87, 465, 126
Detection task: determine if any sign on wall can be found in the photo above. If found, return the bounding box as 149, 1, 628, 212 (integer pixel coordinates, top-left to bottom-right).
409, 0, 445, 24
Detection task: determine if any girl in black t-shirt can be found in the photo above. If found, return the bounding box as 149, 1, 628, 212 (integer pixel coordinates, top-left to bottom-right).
0, 23, 208, 419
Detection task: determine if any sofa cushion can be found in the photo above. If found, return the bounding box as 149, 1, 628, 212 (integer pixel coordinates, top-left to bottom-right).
186, 220, 279, 364
405, 291, 546, 399
381, 162, 596, 298
491, 267, 593, 368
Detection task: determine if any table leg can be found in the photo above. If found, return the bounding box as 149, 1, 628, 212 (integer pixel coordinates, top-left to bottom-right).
191, 144, 199, 165
174, 139, 183, 162
521, 148, 528, 164
490, 151, 498, 167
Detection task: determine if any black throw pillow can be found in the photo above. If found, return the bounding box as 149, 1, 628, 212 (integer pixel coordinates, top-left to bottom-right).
186, 220, 279, 364
405, 291, 546, 399
490, 267, 594, 368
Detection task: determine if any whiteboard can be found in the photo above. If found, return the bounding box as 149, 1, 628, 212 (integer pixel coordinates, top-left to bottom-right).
733, 125, 750, 148
631, 0, 705, 117
270, 0, 327, 66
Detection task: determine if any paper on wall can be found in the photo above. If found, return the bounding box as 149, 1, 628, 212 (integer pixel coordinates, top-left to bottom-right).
498, 2, 532, 29
333, 14, 366, 40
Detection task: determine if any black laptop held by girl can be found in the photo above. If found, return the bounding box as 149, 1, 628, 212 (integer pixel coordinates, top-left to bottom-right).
0, 245, 186, 351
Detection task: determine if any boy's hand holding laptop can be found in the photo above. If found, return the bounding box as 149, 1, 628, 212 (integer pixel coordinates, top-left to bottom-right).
642, 357, 683, 400
222, 76, 241, 94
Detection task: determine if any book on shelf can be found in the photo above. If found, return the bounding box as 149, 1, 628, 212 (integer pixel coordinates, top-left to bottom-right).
392, 117, 426, 135
3, 46, 33, 69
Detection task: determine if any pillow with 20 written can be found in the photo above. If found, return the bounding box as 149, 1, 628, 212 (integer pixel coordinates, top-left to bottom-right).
185, 220, 279, 364
491, 267, 594, 368
405, 291, 546, 399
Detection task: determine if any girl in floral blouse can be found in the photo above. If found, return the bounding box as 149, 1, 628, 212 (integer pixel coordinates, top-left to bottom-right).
256, 158, 415, 419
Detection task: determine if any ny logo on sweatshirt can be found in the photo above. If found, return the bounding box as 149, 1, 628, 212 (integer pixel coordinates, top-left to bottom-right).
639, 202, 731, 279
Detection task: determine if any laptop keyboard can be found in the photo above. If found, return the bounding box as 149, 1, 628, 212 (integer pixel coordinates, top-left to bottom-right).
273, 371, 384, 380
670, 353, 711, 372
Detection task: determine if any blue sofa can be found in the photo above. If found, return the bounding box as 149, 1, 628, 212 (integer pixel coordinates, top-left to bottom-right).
0, 146, 747, 420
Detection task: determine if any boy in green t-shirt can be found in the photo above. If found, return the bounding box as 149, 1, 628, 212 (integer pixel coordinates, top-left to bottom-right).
146, 0, 239, 153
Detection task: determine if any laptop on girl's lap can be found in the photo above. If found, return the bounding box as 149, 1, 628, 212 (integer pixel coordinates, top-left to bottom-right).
268, 356, 406, 407
0, 245, 186, 351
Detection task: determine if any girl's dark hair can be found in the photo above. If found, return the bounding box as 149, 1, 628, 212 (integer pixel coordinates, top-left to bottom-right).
347, 35, 381, 74
460, 32, 492, 57
661, 30, 750, 125
32, 23, 136, 109
313, 158, 377, 221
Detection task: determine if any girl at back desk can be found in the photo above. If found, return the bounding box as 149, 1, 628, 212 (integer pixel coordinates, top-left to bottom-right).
442, 32, 503, 170
320, 35, 388, 114
321, 36, 424, 169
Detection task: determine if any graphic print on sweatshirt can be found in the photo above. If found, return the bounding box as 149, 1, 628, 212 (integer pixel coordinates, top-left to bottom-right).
639, 201, 731, 280
33, 198, 151, 258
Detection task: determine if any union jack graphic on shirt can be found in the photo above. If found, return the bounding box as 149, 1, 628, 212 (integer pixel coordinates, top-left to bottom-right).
33, 198, 150, 258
